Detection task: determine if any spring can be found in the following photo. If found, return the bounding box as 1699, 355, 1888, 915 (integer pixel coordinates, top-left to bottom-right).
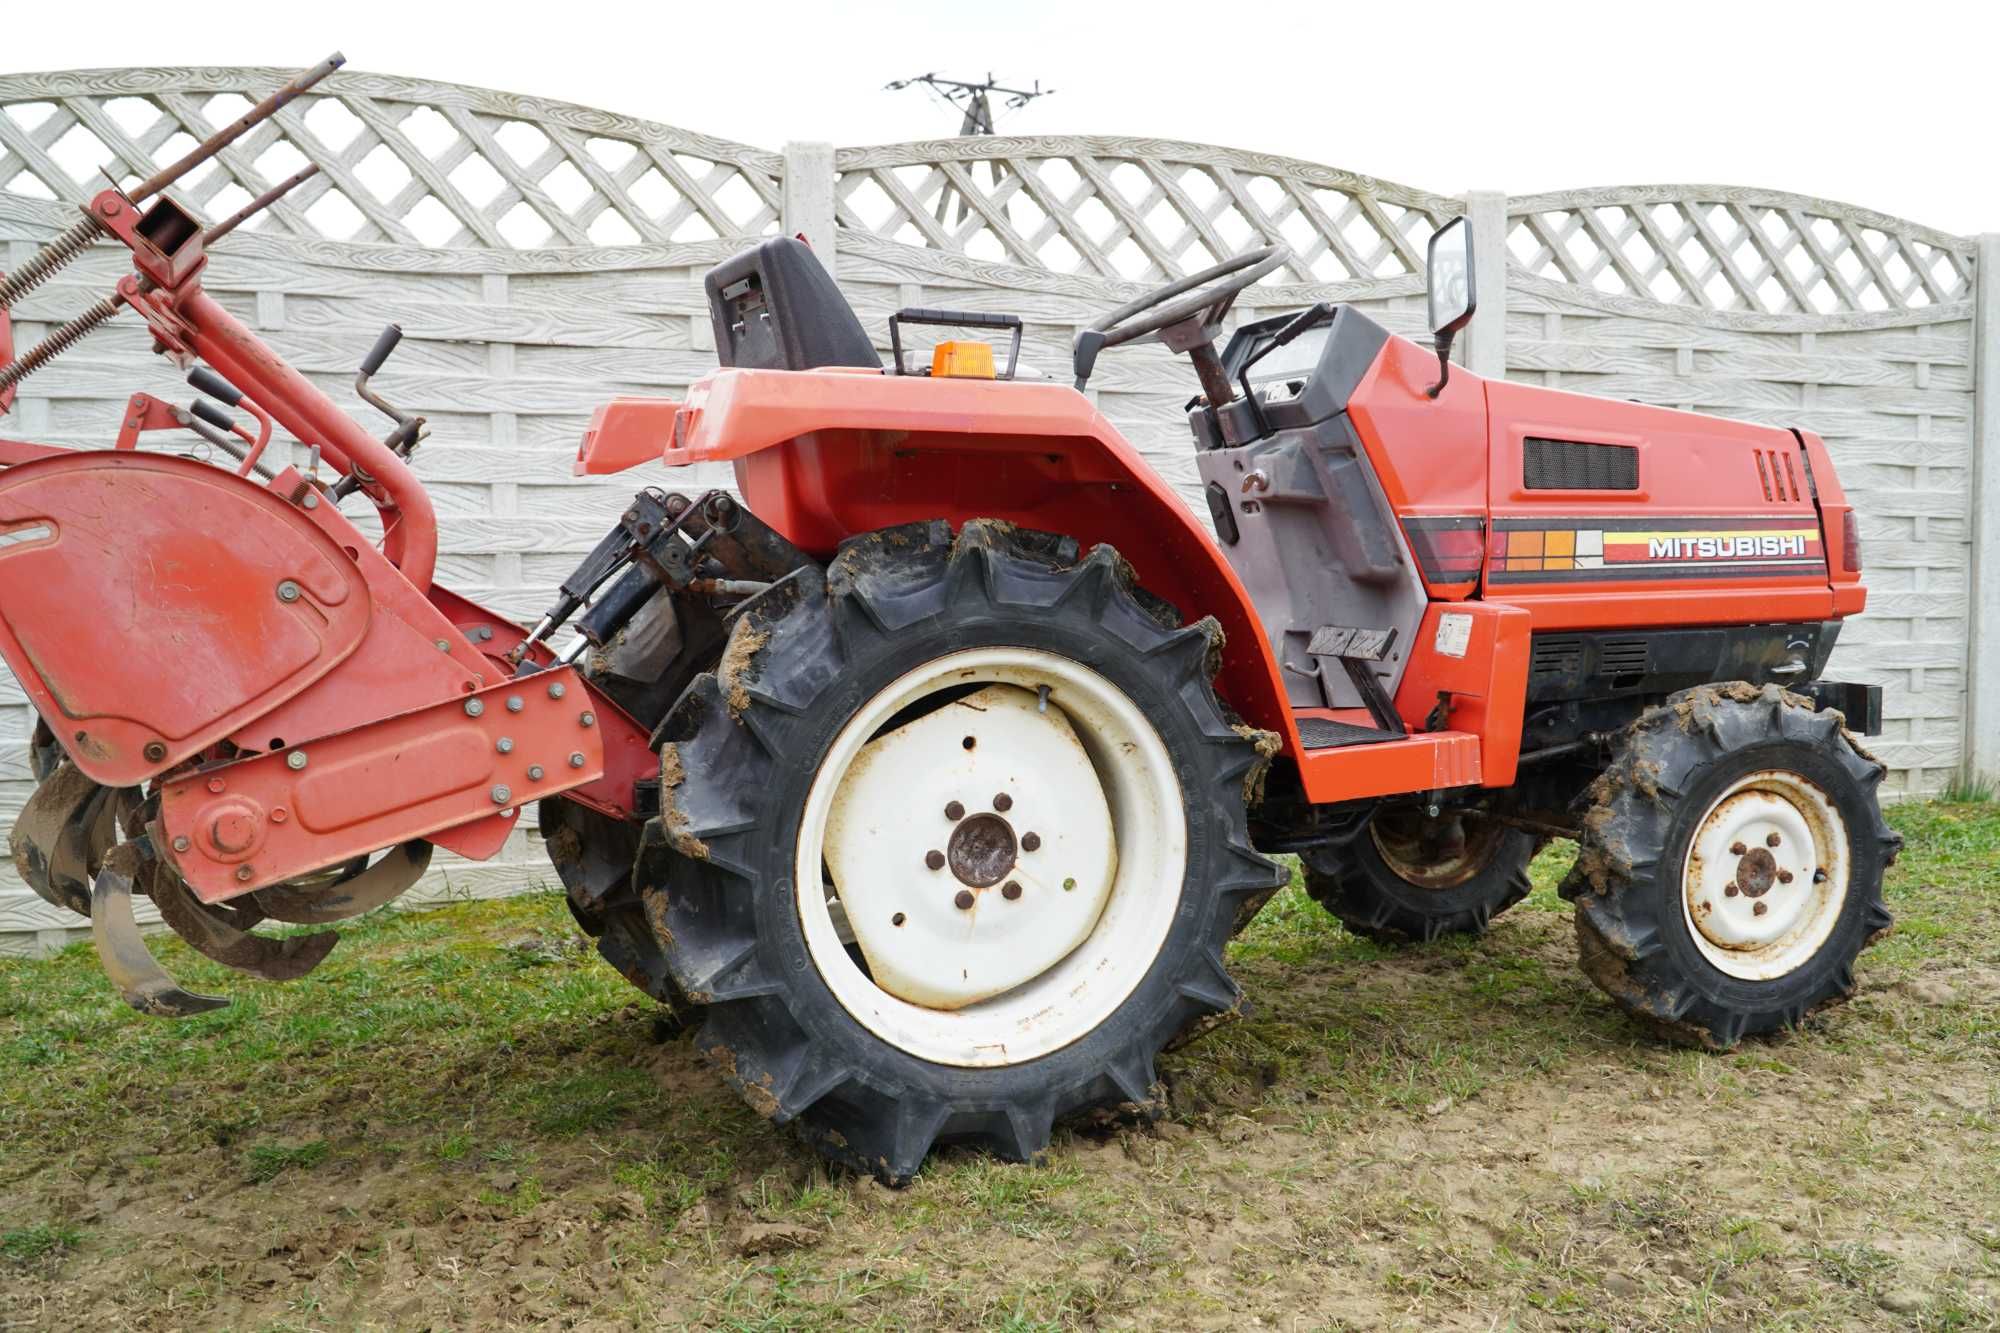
0, 214, 108, 310
0, 297, 121, 394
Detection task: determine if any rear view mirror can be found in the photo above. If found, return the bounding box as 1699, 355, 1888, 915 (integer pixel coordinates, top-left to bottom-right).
1427, 216, 1475, 337
1424, 217, 1477, 398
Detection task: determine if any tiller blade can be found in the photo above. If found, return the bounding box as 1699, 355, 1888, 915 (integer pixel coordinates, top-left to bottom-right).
90, 843, 228, 1018
253, 842, 432, 924
10, 762, 102, 917
147, 862, 339, 982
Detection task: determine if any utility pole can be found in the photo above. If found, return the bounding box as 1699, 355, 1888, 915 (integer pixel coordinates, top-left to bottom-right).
884, 73, 1054, 232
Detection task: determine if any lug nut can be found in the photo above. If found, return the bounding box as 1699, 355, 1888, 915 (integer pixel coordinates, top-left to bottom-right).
569, 752, 586, 769
925, 849, 946, 871
1767, 832, 1782, 848
465, 699, 485, 718
1753, 901, 1768, 916
548, 682, 566, 699
1778, 869, 1794, 884
892, 912, 907, 927
1021, 832, 1041, 852
1814, 868, 1828, 883
527, 765, 545, 781
491, 785, 512, 805
1731, 841, 1747, 856
945, 801, 965, 821
286, 750, 307, 770
506, 695, 524, 713
1002, 880, 1022, 900
496, 737, 515, 754
993, 792, 1013, 812
953, 889, 975, 910
1725, 883, 1739, 897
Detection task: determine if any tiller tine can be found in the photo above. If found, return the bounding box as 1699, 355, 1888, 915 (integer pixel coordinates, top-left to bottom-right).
147, 862, 339, 983
90, 844, 228, 1018
253, 841, 432, 925
9, 762, 101, 918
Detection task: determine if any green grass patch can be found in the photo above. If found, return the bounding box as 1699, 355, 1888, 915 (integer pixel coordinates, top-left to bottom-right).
1, 1222, 82, 1264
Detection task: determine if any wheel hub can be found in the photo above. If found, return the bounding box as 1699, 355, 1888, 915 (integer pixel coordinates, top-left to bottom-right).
822, 682, 1118, 1011
1682, 771, 1850, 980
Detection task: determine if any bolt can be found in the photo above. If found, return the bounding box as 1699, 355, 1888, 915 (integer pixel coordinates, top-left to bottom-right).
954, 889, 975, 910
1814, 868, 1828, 884
568, 752, 586, 769
1021, 832, 1041, 852
286, 750, 307, 771
506, 695, 524, 713
491, 784, 512, 805
1731, 841, 1748, 856
548, 682, 566, 699
435, 639, 450, 652
465, 699, 485, 718
497, 737, 515, 754
1767, 832, 1782, 848
207, 778, 225, 794
276, 579, 302, 603
945, 801, 965, 821
1753, 900, 1768, 917
1725, 883, 1739, 897
527, 765, 545, 781
271, 808, 288, 824
925, 849, 946, 871
302, 491, 320, 509
579, 711, 595, 728
144, 741, 167, 763
1778, 869, 1794, 884
993, 792, 1013, 812
1002, 880, 1022, 900
236, 865, 254, 882
172, 835, 191, 853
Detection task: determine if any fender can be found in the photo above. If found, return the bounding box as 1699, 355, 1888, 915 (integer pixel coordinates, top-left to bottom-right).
587, 367, 1298, 742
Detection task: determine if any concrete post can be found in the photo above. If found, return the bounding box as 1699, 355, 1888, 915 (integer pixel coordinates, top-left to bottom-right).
1464, 190, 1509, 378
1966, 234, 2000, 783
782, 142, 837, 273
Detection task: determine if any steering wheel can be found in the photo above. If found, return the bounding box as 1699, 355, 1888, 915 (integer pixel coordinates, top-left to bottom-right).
1072, 244, 1290, 393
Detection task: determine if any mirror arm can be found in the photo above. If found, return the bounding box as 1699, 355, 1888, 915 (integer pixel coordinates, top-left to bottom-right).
1426, 331, 1454, 399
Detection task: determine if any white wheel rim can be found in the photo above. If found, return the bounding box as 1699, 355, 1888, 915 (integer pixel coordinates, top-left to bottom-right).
796, 647, 1185, 1068
1681, 770, 1850, 981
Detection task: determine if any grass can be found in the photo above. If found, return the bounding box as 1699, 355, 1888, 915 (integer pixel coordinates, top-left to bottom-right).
0, 799, 1995, 1329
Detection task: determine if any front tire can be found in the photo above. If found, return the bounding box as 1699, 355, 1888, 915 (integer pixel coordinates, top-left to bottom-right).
1301, 809, 1535, 943
643, 521, 1283, 1182
1563, 684, 1899, 1048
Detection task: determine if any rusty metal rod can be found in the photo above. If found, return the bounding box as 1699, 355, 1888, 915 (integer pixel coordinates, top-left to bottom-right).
130, 53, 345, 204
204, 164, 321, 245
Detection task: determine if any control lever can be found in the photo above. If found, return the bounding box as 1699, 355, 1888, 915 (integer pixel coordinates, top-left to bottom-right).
1236, 302, 1334, 437
187, 366, 242, 407
335, 323, 427, 500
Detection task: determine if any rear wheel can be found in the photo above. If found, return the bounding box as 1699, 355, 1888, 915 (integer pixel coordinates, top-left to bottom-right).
1564, 684, 1899, 1048
1301, 809, 1534, 943
641, 521, 1283, 1181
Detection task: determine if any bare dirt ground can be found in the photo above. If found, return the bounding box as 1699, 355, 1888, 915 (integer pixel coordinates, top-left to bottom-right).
2, 801, 1995, 1331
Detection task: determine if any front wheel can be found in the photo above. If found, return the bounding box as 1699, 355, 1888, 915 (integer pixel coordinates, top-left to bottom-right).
642, 521, 1283, 1181
1301, 809, 1535, 943
1564, 684, 1900, 1048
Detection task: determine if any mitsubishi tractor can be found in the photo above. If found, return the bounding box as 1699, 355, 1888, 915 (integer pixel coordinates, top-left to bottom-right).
0, 57, 1898, 1182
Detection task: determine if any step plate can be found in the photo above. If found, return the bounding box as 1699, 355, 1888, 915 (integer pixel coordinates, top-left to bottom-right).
1296, 716, 1400, 750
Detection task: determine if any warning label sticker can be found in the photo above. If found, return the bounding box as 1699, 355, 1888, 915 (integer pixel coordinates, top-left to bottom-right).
1435, 612, 1473, 659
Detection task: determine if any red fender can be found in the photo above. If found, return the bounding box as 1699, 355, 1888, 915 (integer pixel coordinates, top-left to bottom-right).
586, 368, 1297, 742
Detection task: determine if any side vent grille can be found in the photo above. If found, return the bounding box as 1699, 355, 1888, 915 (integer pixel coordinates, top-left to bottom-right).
1524, 438, 1639, 491
1531, 636, 1584, 681
1600, 639, 1650, 677
1756, 448, 1803, 502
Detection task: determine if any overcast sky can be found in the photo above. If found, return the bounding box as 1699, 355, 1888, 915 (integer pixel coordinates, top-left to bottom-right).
8, 0, 1994, 235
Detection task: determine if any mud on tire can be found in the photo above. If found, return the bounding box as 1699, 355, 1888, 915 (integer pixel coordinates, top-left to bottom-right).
1562, 683, 1900, 1049
638, 520, 1284, 1182
1300, 812, 1534, 944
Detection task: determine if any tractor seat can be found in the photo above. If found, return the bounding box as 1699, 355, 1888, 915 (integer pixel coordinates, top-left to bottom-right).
704, 237, 882, 373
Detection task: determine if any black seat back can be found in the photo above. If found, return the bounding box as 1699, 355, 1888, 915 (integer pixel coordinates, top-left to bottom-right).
703, 238, 881, 372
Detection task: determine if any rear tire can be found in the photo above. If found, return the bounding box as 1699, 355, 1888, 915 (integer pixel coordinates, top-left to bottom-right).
1563, 684, 1899, 1048
640, 520, 1283, 1182
1301, 810, 1534, 943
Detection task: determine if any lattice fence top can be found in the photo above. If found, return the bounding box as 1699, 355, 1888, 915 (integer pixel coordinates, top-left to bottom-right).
0, 67, 782, 250
833, 137, 1460, 286
0, 67, 1979, 314
1507, 186, 1975, 317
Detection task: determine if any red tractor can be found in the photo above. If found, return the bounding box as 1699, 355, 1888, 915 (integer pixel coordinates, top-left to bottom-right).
1, 59, 1898, 1182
